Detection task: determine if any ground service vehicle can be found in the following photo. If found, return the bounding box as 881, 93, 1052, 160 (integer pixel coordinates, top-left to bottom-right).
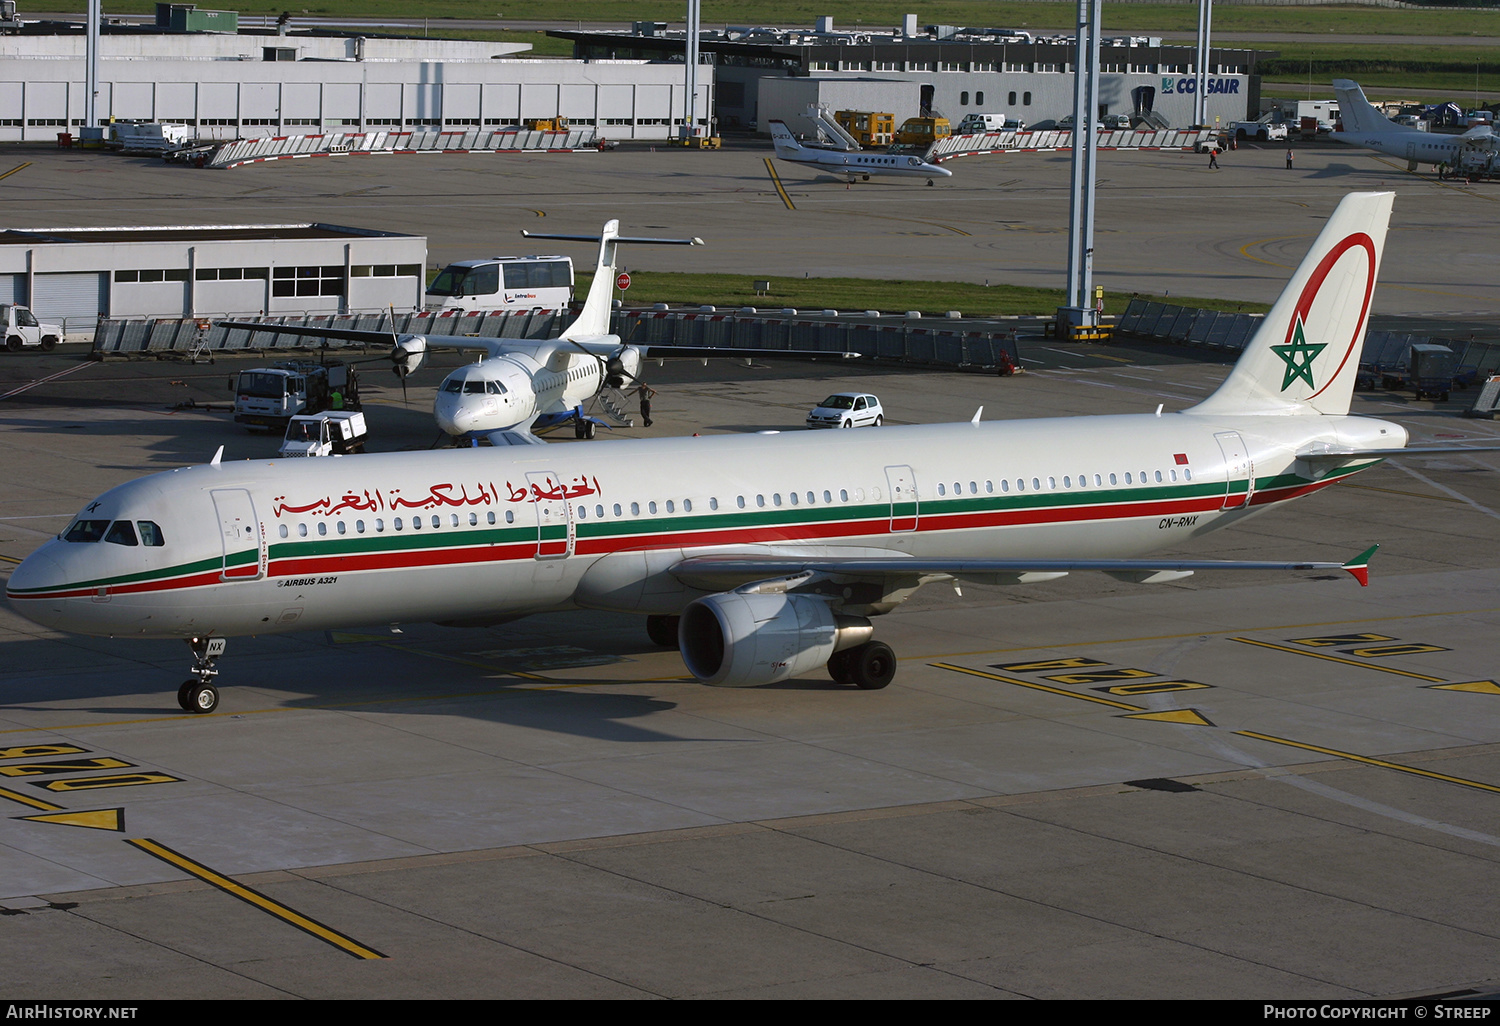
1, 304, 63, 351
834, 110, 895, 146
232, 361, 359, 430
424, 255, 574, 312
1234, 119, 1288, 141
278, 411, 368, 457
895, 117, 951, 147
956, 113, 1024, 133
1408, 344, 1457, 401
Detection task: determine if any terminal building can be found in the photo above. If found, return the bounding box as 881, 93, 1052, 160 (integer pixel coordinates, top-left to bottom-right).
554, 15, 1273, 133
0, 224, 426, 331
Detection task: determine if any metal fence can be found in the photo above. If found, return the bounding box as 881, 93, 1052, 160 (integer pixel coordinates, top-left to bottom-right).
92, 308, 1023, 370
1118, 298, 1500, 381
207, 127, 602, 169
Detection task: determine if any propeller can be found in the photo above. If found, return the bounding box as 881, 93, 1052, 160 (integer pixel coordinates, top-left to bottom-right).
565, 338, 641, 391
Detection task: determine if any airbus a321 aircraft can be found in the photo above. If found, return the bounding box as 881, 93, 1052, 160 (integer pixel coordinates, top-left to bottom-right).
769, 120, 952, 184
11, 192, 1473, 715
223, 222, 850, 445
1333, 79, 1499, 175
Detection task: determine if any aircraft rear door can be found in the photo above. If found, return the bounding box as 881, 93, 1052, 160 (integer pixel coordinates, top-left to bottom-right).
1214, 431, 1254, 510
886, 465, 919, 532
526, 470, 573, 558
211, 488, 265, 580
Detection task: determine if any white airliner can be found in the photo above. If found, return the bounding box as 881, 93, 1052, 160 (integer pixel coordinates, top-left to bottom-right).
224, 222, 849, 445
769, 120, 952, 184
1333, 79, 1499, 174
12, 192, 1479, 716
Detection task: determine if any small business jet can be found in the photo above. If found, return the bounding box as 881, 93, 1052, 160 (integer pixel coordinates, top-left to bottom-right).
223, 222, 850, 445
1333, 79, 1499, 175
768, 120, 952, 184
11, 192, 1487, 714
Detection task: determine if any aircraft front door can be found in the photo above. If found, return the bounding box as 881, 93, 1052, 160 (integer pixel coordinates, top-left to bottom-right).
886, 465, 918, 532
526, 470, 573, 559
1214, 431, 1254, 510
211, 488, 264, 581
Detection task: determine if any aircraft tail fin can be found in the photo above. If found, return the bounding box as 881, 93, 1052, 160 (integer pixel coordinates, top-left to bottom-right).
768, 120, 803, 159
1189, 191, 1393, 418
522, 222, 703, 340
1332, 80, 1395, 135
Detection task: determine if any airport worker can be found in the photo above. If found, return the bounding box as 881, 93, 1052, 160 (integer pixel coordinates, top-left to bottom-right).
636, 384, 656, 427
1286, 148, 1294, 169
1209, 149, 1220, 169
330, 389, 344, 410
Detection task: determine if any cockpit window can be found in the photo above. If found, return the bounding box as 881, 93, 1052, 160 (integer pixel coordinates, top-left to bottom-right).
463, 380, 487, 394
64, 519, 111, 543
104, 521, 138, 546
441, 378, 463, 393
487, 380, 506, 395
137, 521, 165, 547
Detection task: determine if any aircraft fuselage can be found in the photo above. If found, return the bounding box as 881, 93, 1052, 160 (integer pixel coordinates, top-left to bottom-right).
8, 411, 1400, 640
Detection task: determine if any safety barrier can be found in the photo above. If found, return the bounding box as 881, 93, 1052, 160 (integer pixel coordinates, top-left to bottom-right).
932, 127, 1216, 163
93, 307, 1024, 371
1118, 299, 1500, 383
207, 127, 602, 169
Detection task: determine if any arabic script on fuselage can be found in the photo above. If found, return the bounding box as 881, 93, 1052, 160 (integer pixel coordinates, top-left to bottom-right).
270, 476, 603, 519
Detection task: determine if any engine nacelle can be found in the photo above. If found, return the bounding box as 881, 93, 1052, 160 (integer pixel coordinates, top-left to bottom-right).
680, 591, 867, 687
393, 335, 427, 377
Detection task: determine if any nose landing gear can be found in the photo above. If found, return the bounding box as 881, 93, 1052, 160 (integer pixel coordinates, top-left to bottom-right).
178, 636, 226, 713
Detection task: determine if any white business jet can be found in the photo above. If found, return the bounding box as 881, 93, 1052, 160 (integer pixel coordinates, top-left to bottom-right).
223, 222, 850, 445
768, 120, 952, 184
12, 192, 1484, 715
1332, 79, 1499, 175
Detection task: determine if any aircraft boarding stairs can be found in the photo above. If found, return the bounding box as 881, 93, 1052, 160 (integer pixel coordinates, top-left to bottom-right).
595, 388, 635, 428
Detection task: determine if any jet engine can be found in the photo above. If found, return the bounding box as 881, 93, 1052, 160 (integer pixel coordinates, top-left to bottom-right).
679, 590, 871, 687
392, 335, 428, 377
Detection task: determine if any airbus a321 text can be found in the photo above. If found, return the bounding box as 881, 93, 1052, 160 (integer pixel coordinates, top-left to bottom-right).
769, 120, 952, 184
222, 222, 852, 445
12, 192, 1489, 715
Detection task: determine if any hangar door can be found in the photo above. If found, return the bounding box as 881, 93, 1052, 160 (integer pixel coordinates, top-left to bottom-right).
32, 272, 107, 325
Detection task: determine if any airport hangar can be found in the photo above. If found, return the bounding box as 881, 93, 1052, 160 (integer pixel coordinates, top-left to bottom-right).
553, 15, 1273, 133
0, 9, 713, 144
0, 224, 426, 333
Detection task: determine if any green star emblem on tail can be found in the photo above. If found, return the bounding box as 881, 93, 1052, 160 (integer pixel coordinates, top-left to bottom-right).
1271, 316, 1327, 391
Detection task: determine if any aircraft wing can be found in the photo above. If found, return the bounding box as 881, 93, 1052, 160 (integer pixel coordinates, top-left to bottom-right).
217, 321, 511, 356
635, 344, 859, 361
670, 547, 1378, 590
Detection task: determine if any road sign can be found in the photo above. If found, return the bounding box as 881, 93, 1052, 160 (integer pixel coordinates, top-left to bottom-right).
616, 272, 632, 291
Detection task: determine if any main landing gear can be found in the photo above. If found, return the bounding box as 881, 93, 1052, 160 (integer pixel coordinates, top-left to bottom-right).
574, 418, 597, 440
178, 636, 226, 713
827, 641, 896, 690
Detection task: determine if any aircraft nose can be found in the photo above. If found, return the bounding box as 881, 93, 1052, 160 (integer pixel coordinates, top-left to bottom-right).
5, 549, 68, 628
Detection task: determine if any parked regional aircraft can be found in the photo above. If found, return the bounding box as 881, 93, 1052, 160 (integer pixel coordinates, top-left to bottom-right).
768, 120, 952, 184
1333, 79, 1500, 174
13, 192, 1486, 715
223, 222, 850, 445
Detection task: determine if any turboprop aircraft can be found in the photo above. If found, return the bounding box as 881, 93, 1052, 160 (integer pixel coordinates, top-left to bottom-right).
222, 222, 852, 445
12, 192, 1488, 715
1333, 79, 1499, 175
768, 120, 952, 184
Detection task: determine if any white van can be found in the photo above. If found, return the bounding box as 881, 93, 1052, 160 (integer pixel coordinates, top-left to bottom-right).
424, 255, 574, 312
956, 113, 1025, 134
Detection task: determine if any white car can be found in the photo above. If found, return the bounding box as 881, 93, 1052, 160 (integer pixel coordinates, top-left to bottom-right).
807, 392, 883, 429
